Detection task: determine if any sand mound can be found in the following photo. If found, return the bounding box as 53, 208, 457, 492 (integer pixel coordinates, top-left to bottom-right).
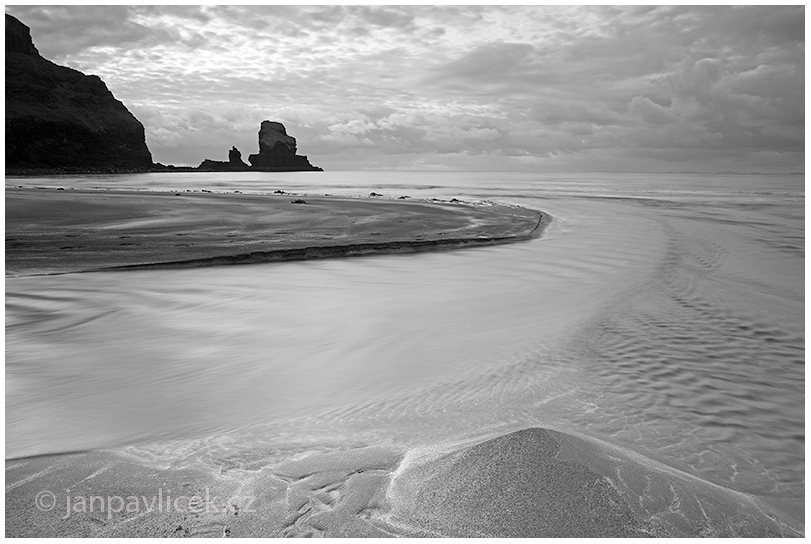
380, 428, 802, 537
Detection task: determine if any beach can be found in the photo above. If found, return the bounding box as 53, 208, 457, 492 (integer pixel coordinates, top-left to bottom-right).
6, 3, 804, 537
5, 171, 804, 537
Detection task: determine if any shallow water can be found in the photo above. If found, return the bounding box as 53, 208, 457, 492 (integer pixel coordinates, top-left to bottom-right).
5, 171, 804, 502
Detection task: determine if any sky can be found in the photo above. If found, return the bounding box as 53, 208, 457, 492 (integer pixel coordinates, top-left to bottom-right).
6, 4, 805, 172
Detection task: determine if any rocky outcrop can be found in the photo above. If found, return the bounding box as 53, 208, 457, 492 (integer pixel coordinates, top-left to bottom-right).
5, 14, 153, 173
228, 146, 247, 167
5, 13, 38, 56
197, 121, 322, 172
248, 121, 322, 171
197, 146, 250, 171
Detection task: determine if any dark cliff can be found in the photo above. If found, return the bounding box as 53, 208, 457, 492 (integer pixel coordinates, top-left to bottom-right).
5, 13, 153, 173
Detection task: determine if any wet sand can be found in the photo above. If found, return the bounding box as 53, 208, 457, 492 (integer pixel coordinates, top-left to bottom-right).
5, 188, 803, 537
5, 428, 802, 537
6, 187, 546, 276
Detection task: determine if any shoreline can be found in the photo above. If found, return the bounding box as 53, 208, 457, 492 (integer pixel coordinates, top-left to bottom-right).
6, 187, 548, 277
98, 228, 547, 273
5, 163, 323, 175
6, 185, 801, 537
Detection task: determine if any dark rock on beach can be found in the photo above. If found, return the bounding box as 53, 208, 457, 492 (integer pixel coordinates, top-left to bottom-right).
5, 14, 153, 174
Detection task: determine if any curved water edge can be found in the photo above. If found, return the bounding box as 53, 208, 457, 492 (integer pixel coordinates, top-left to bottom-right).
5, 171, 804, 536
93, 208, 550, 273
6, 187, 547, 277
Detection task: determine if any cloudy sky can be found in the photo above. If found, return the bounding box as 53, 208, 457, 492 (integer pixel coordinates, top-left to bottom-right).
7, 4, 804, 172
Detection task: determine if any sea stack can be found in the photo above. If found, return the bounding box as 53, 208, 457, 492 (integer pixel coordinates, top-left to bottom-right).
5, 14, 153, 173
248, 121, 322, 171
197, 146, 250, 171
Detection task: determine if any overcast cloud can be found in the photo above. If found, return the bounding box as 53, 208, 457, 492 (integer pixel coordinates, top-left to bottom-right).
6, 5, 804, 172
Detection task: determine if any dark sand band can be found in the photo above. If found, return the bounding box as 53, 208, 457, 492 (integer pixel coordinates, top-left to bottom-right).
6, 188, 548, 276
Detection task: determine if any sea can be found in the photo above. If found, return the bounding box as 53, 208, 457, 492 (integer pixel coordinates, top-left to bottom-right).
5, 171, 804, 507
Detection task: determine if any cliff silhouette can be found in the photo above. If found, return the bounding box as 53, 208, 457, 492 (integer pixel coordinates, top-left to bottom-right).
5, 14, 153, 173
6, 14, 323, 174
197, 121, 322, 172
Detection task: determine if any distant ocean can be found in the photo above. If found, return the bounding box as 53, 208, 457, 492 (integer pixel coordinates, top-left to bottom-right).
5, 171, 804, 504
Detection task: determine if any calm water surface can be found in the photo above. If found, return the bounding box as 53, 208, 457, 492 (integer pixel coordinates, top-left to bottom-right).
5, 171, 804, 502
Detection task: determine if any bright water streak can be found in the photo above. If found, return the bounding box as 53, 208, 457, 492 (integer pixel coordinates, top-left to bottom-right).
5, 172, 804, 502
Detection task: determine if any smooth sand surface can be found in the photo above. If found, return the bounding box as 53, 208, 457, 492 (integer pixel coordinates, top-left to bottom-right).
5, 428, 802, 537
6, 187, 547, 276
